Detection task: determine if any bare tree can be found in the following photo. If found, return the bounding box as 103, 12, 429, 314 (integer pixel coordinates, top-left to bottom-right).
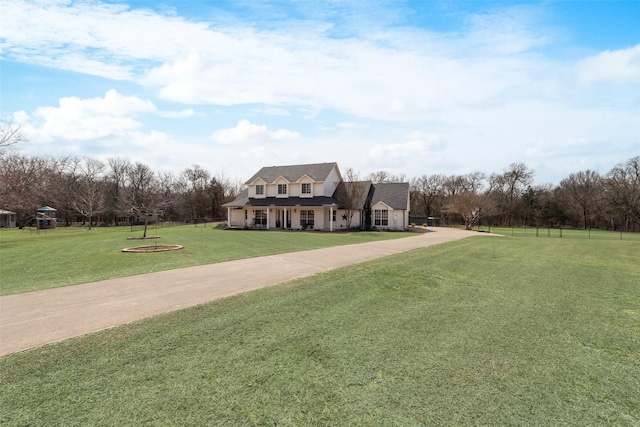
368, 170, 407, 184
442, 175, 469, 196
559, 170, 602, 229
156, 170, 181, 221
181, 164, 211, 220
0, 153, 67, 224
106, 157, 131, 225
444, 191, 498, 230
336, 167, 367, 230
488, 162, 534, 226
465, 171, 486, 193
122, 162, 164, 238
411, 174, 445, 217
605, 156, 640, 231
68, 158, 107, 229
0, 122, 28, 153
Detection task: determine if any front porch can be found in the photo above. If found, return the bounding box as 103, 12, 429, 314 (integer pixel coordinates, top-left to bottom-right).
227, 204, 357, 231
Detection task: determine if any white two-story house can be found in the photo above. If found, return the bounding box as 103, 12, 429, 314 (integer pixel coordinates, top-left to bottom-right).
223, 162, 410, 231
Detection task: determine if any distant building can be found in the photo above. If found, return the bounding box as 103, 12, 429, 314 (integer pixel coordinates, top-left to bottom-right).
0, 209, 16, 228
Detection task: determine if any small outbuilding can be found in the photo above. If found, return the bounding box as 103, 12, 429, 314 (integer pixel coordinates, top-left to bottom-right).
36, 206, 58, 229
0, 209, 17, 228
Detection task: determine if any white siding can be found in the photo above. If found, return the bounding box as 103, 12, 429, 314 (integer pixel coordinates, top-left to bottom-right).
372, 201, 407, 230
248, 179, 267, 198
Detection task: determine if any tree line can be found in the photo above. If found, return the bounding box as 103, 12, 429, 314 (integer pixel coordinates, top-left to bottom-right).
1, 124, 638, 232
0, 153, 244, 230
404, 158, 640, 232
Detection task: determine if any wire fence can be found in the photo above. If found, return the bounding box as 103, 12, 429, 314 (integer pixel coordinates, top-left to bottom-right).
487, 226, 640, 242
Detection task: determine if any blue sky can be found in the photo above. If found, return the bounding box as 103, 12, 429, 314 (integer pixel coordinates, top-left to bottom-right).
1, 0, 638, 185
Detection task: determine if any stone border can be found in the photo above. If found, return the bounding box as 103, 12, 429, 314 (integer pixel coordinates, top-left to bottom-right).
121, 244, 184, 253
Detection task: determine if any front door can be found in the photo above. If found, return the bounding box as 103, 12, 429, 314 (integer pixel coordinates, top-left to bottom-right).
276, 209, 291, 229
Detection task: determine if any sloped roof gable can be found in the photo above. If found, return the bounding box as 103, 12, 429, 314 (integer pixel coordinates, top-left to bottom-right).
370, 182, 410, 210
245, 162, 337, 185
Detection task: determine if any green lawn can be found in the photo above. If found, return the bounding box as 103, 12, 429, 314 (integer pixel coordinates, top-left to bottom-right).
0, 225, 407, 295
1, 236, 638, 425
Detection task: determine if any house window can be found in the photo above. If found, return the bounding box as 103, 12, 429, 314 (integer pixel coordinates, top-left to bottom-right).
332, 210, 336, 222
300, 210, 315, 228
301, 183, 311, 194
278, 184, 288, 195
374, 209, 388, 226
255, 210, 267, 226
255, 184, 264, 195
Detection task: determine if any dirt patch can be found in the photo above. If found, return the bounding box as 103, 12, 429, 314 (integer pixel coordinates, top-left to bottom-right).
121, 244, 183, 253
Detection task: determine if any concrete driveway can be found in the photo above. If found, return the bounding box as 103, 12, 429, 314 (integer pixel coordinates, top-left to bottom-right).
0, 227, 480, 356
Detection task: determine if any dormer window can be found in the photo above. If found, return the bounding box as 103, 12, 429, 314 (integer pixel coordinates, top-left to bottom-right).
278, 184, 288, 195
255, 184, 264, 195
301, 183, 311, 194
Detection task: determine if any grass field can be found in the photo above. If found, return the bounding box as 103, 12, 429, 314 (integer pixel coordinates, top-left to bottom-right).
0, 225, 407, 295
1, 235, 638, 425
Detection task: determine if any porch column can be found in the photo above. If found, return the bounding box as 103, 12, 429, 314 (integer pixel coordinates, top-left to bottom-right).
330, 206, 334, 232
284, 207, 288, 229
227, 207, 231, 228
267, 208, 270, 230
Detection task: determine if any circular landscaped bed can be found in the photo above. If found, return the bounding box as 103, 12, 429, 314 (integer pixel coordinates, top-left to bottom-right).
121, 244, 184, 253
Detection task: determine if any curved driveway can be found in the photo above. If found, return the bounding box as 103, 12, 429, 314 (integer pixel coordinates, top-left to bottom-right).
1, 227, 480, 356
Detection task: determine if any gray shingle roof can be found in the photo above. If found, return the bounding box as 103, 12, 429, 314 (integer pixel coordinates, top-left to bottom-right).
370, 182, 410, 210
244, 162, 338, 185
224, 196, 340, 208
222, 188, 340, 208
224, 163, 410, 212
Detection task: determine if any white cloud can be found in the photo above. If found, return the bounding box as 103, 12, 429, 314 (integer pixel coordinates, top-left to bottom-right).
337, 122, 367, 129
211, 120, 300, 145
578, 44, 640, 84
2, 1, 638, 184
1, 0, 211, 80
255, 107, 292, 117
464, 5, 553, 55
33, 90, 155, 141
1, 0, 558, 121
368, 131, 437, 162
158, 109, 195, 118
